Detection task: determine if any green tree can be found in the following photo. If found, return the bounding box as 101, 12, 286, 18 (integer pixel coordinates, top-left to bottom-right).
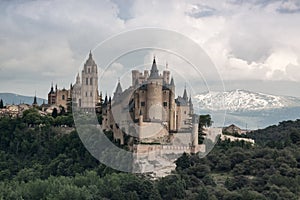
198, 114, 212, 144
52, 108, 58, 118
175, 152, 191, 170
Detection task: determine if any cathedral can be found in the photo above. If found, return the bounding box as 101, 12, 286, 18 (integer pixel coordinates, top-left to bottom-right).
102, 57, 194, 145
47, 51, 101, 112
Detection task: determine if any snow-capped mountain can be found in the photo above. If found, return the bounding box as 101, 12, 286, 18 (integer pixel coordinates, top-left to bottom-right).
194, 89, 300, 112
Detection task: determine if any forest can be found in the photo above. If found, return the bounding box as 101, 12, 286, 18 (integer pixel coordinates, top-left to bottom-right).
0, 108, 300, 199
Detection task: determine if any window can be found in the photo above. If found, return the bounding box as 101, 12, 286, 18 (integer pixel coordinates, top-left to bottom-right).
62, 95, 65, 100
184, 111, 186, 114
90, 92, 92, 97
88, 68, 90, 73
163, 102, 168, 107
90, 78, 93, 85
86, 78, 88, 85
85, 92, 88, 97
141, 102, 145, 106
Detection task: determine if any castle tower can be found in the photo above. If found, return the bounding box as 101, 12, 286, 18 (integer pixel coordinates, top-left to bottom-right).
138, 109, 143, 139
132, 70, 140, 87
146, 57, 163, 121
189, 95, 194, 115
81, 51, 99, 111
48, 83, 56, 105
163, 62, 170, 84
191, 114, 199, 147
169, 77, 176, 131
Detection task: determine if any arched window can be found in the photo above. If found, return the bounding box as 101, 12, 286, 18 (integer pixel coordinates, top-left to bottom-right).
62, 95, 65, 100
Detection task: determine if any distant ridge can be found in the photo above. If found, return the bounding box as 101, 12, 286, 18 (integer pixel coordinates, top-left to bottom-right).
194, 89, 300, 112
0, 93, 46, 105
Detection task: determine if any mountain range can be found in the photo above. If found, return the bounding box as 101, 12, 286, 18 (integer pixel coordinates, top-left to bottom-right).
194, 89, 300, 129
0, 93, 46, 105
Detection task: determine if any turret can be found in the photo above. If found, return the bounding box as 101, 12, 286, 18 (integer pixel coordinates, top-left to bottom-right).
113, 80, 123, 100
189, 95, 194, 114
183, 86, 188, 102
149, 57, 159, 79
169, 77, 176, 131
191, 114, 199, 147
138, 109, 143, 139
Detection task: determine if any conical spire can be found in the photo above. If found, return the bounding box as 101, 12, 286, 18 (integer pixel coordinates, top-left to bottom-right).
48, 82, 54, 94
115, 80, 122, 94
170, 77, 175, 86
33, 92, 38, 105
183, 85, 188, 101
149, 56, 159, 79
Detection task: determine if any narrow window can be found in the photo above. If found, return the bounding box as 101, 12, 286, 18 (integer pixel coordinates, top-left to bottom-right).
86, 78, 88, 85
90, 78, 93, 85
62, 95, 65, 100
141, 102, 145, 106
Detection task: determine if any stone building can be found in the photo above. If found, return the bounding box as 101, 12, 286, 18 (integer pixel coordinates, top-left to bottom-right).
72, 51, 100, 112
47, 51, 101, 112
47, 84, 71, 110
102, 57, 194, 145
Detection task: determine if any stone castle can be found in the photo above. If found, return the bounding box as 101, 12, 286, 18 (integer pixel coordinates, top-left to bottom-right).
102, 57, 196, 146
46, 52, 200, 153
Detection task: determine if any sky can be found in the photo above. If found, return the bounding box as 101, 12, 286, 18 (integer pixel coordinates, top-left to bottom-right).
0, 0, 300, 98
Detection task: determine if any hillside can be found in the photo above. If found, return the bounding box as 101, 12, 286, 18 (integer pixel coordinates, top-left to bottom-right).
0, 112, 299, 199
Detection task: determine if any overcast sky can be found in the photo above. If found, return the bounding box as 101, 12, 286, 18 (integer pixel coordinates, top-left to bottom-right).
0, 0, 300, 98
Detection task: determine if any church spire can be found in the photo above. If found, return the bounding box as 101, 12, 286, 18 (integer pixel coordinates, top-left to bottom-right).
85, 50, 96, 66
48, 82, 54, 94
183, 85, 188, 101
149, 56, 159, 79
32, 92, 38, 106
170, 76, 175, 86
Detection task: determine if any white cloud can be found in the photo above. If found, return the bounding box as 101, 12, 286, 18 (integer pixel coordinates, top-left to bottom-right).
0, 0, 300, 98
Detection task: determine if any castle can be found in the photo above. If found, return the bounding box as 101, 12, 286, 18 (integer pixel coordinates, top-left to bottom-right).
46, 53, 200, 151
102, 57, 195, 146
